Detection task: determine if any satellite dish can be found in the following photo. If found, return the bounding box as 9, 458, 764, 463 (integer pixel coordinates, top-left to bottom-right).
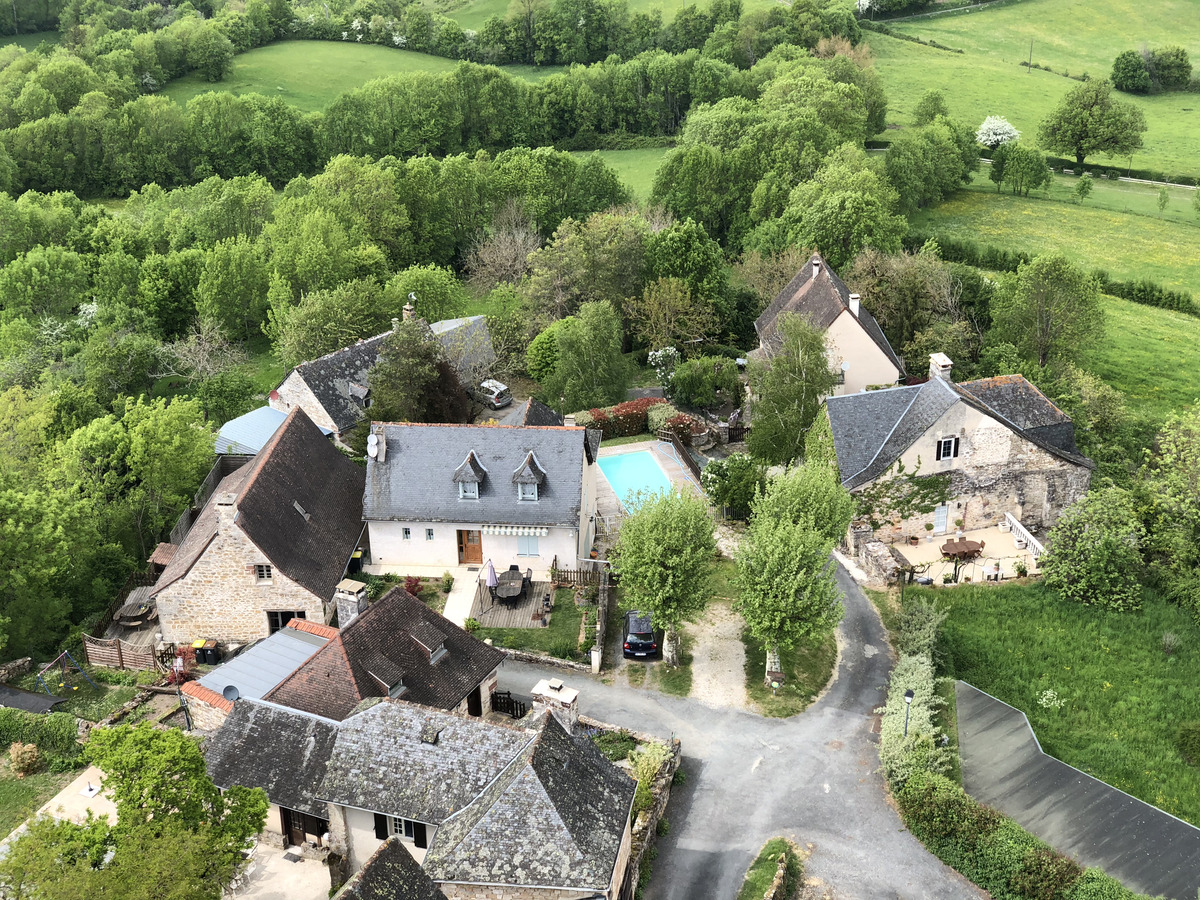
222, 685, 240, 702
407, 292, 417, 302
367, 434, 378, 448
367, 444, 378, 459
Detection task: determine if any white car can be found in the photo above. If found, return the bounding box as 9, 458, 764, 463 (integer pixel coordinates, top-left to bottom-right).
470, 379, 512, 410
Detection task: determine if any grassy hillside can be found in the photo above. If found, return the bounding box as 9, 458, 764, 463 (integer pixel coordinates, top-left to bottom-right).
1086, 296, 1200, 423
870, 0, 1200, 176
909, 188, 1200, 294
439, 0, 777, 33
0, 30, 57, 50
574, 147, 670, 201
164, 40, 559, 111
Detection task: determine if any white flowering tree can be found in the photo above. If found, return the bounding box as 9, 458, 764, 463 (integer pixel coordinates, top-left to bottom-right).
975, 116, 1021, 149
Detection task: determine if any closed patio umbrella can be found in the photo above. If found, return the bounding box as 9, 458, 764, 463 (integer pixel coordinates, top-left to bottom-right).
486, 560, 498, 588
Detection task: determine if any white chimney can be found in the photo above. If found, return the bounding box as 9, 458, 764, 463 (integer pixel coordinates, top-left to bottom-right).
531, 678, 579, 734
929, 353, 953, 381
812, 257, 821, 276
848, 293, 861, 317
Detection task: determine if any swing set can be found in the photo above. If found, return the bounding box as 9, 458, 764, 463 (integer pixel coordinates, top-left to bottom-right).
35, 650, 99, 696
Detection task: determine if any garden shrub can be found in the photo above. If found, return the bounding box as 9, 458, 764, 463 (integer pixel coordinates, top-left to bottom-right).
1012, 846, 1084, 900
647, 403, 682, 434
662, 413, 702, 442
0, 709, 82, 759
1066, 869, 1151, 900
610, 398, 667, 437
591, 728, 638, 761
1177, 721, 1200, 766
894, 597, 948, 660
972, 818, 1043, 896
9, 741, 39, 776
404, 575, 423, 597
668, 356, 744, 410
699, 452, 766, 519
877, 655, 949, 785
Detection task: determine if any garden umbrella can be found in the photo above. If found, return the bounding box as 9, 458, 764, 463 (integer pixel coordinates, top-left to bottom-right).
486, 560, 498, 588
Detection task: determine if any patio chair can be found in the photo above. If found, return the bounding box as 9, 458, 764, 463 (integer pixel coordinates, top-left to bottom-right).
522, 568, 532, 593
509, 564, 520, 572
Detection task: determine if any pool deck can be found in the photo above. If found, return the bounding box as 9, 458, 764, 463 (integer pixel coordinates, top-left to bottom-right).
596, 440, 701, 521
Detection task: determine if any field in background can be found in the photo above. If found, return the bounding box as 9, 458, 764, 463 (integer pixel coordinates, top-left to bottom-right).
1086, 296, 1200, 423
870, 0, 1200, 175
164, 41, 559, 111
438, 0, 777, 33
909, 189, 1200, 294
574, 147, 671, 201
0, 31, 57, 50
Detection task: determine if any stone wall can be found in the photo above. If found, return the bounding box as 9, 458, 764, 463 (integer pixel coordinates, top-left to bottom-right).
270, 370, 341, 435
854, 539, 905, 584
763, 851, 791, 900
156, 507, 328, 645
625, 736, 683, 900
180, 682, 232, 731
438, 884, 583, 900
0, 657, 31, 683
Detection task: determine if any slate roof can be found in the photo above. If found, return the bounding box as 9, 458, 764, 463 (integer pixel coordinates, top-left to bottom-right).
216, 406, 335, 455
204, 700, 339, 818
334, 838, 448, 900
424, 714, 636, 892
363, 424, 590, 528
825, 375, 1093, 491
754, 253, 904, 375
287, 332, 391, 435
198, 626, 331, 701
153, 408, 366, 602
430, 316, 496, 382
318, 700, 532, 824
264, 589, 506, 721
500, 398, 563, 427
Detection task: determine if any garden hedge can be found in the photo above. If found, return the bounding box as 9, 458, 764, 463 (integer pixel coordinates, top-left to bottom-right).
0, 709, 82, 759
574, 398, 673, 439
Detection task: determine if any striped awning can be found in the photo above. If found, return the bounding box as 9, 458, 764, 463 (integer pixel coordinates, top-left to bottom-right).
481, 525, 550, 537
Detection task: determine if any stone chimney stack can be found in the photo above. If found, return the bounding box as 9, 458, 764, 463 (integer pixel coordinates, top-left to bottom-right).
848, 293, 861, 317
402, 302, 415, 321
334, 578, 368, 627
929, 352, 953, 381
531, 678, 579, 734
214, 491, 238, 529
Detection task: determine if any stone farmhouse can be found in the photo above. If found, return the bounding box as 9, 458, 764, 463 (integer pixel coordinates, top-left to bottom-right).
204, 698, 637, 900
362, 423, 601, 575
150, 408, 366, 646
333, 838, 448, 900
824, 354, 1094, 541
269, 314, 496, 441
181, 588, 506, 727
753, 252, 905, 395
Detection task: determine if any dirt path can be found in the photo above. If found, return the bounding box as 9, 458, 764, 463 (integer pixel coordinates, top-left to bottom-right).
688, 601, 749, 709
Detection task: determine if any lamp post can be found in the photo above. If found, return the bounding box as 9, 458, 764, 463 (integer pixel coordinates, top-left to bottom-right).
903, 688, 914, 737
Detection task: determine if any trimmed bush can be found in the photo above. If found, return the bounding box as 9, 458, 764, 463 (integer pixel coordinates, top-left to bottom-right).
647, 402, 683, 434
572, 398, 667, 439
0, 709, 81, 759
1012, 846, 1084, 900
877, 655, 950, 785
894, 597, 948, 660
9, 741, 40, 776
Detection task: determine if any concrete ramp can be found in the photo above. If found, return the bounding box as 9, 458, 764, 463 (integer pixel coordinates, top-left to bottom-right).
956, 681, 1200, 900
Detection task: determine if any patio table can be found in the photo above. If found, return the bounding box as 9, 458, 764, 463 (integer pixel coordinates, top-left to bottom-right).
494, 570, 524, 601
940, 539, 983, 560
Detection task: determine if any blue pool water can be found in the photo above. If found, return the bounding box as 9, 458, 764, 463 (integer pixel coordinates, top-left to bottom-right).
598, 451, 673, 506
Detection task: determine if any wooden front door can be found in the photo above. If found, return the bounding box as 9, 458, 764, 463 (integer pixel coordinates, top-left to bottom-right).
281, 808, 305, 847
457, 529, 482, 565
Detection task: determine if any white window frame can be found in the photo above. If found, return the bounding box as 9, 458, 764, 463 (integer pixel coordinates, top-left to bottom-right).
254, 564, 273, 584
426, 528, 435, 541
936, 436, 959, 461
516, 535, 539, 557
390, 816, 416, 841
402, 527, 411, 541
460, 483, 478, 500
518, 482, 538, 502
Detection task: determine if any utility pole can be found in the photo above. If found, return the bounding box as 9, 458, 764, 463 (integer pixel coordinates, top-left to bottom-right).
1028, 39, 1033, 73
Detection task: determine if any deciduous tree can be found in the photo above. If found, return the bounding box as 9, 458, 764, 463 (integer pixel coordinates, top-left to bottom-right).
366, 317, 469, 425
992, 255, 1103, 368
1040, 487, 1145, 612
540, 301, 630, 413
1037, 79, 1147, 167
610, 490, 715, 665
626, 278, 715, 351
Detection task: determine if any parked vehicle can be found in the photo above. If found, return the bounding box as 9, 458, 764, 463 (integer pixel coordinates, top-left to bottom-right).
469, 379, 512, 410
622, 611, 660, 659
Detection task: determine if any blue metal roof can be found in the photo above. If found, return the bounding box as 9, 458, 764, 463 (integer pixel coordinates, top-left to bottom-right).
215, 406, 332, 455
199, 627, 330, 700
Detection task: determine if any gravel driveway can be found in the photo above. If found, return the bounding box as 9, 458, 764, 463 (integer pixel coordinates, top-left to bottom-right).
688, 602, 749, 709
498, 562, 982, 900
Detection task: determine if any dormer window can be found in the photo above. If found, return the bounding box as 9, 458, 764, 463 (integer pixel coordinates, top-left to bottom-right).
512, 451, 546, 502
453, 449, 487, 500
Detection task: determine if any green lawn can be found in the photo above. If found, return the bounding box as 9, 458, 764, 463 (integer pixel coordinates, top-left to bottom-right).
475, 588, 585, 657
735, 838, 801, 900
0, 769, 76, 838
872, 0, 1200, 176
1084, 296, 1200, 424
441, 0, 776, 33
572, 148, 670, 202
909, 188, 1200, 295
924, 581, 1200, 825
743, 628, 837, 718
0, 31, 58, 50
164, 41, 559, 111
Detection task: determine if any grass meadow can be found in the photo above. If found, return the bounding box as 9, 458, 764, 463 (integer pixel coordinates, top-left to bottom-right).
0, 31, 57, 50
438, 0, 777, 33
908, 188, 1200, 295
574, 147, 670, 201
918, 581, 1200, 826
870, 0, 1200, 175
164, 40, 559, 111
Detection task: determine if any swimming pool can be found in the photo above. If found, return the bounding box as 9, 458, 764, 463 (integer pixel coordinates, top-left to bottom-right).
598, 451, 673, 507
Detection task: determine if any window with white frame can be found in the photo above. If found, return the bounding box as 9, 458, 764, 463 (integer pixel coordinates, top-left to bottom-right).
402, 527, 411, 540
517, 482, 538, 502
935, 436, 960, 461
390, 816, 416, 840
517, 535, 539, 557
254, 564, 273, 583
426, 528, 435, 541
459, 483, 478, 500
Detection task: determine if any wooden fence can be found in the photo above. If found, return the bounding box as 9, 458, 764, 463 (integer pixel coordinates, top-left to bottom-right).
82, 634, 158, 671
550, 556, 611, 587
93, 571, 159, 639
727, 423, 749, 443
169, 455, 253, 546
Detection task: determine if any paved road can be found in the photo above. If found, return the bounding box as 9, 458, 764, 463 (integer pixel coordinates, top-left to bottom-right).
498, 564, 982, 900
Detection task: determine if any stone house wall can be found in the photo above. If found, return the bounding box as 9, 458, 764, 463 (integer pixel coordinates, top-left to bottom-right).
437, 884, 583, 900
156, 505, 329, 646
180, 682, 231, 731
872, 402, 1091, 542
270, 370, 341, 436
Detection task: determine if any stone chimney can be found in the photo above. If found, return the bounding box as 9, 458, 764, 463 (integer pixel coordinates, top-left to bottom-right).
214, 491, 238, 529
929, 352, 953, 381
848, 293, 861, 317
531, 678, 578, 734
334, 578, 368, 626
402, 303, 414, 321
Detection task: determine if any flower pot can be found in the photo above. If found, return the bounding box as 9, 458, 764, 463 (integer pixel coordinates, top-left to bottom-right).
1014, 538, 1027, 549
999, 521, 1011, 533
908, 536, 919, 546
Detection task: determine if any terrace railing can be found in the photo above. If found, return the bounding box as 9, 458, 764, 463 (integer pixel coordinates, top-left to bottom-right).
1004, 513, 1045, 562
